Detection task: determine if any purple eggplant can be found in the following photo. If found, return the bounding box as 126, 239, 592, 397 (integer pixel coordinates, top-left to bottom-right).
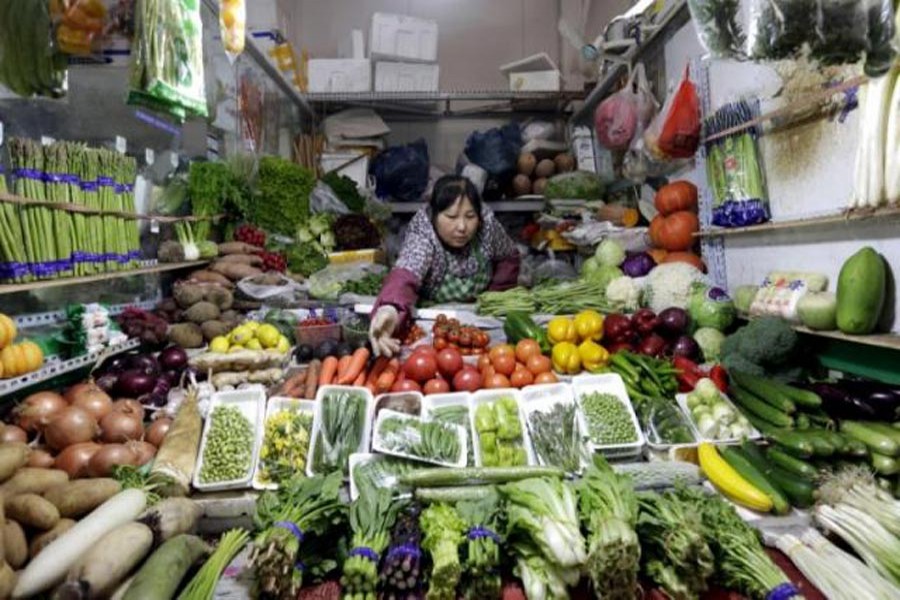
833, 380, 900, 421
806, 382, 879, 420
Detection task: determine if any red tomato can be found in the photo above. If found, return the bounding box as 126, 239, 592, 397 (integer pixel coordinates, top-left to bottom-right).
412, 345, 437, 358
485, 373, 511, 389
436, 348, 463, 378
452, 367, 482, 392
526, 354, 552, 375
403, 353, 438, 383
477, 354, 492, 371
391, 378, 421, 393
423, 378, 451, 395
492, 354, 516, 377
510, 369, 534, 388
515, 339, 542, 364
534, 371, 558, 384
433, 336, 448, 350
488, 344, 515, 362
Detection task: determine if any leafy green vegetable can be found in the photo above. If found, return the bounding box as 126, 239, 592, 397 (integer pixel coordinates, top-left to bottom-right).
286, 243, 328, 277
455, 489, 503, 599
188, 162, 244, 240
420, 503, 466, 600
341, 482, 405, 597
251, 157, 315, 236
543, 171, 605, 200
342, 272, 386, 297
322, 172, 366, 213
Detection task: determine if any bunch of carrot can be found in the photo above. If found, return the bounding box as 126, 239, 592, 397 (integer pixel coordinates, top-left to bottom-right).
275, 348, 407, 399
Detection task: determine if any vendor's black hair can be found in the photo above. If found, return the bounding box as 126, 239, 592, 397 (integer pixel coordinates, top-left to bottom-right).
429, 175, 483, 222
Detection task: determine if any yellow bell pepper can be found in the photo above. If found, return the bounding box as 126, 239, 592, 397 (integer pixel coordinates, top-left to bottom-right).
551, 342, 581, 374
578, 340, 609, 372
574, 310, 605, 342
547, 317, 577, 345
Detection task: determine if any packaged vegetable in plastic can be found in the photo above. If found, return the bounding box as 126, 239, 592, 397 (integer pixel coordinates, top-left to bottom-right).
812, 0, 870, 66
594, 65, 656, 151
748, 0, 816, 59
542, 171, 605, 200
688, 0, 746, 59
219, 0, 246, 61
51, 0, 107, 56
643, 66, 701, 161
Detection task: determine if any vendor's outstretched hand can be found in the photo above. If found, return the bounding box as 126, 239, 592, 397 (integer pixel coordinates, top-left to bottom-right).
369, 305, 401, 357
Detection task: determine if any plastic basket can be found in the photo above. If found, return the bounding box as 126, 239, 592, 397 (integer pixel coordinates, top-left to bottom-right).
341, 313, 370, 346
294, 307, 345, 347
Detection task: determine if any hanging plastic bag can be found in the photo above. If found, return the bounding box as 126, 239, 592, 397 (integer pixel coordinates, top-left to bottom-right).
219, 0, 246, 62
310, 181, 351, 215
369, 140, 430, 202
687, 0, 747, 59
812, 0, 870, 66
643, 65, 700, 161
864, 0, 897, 77
593, 65, 656, 151
748, 0, 816, 60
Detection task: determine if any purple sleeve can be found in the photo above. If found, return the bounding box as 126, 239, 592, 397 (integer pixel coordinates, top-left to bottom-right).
489, 255, 521, 291
372, 267, 420, 330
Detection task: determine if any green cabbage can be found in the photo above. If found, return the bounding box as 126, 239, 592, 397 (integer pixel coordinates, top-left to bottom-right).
582, 260, 624, 293
595, 239, 626, 267
543, 171, 605, 200
797, 292, 837, 331
688, 284, 736, 331
693, 327, 726, 362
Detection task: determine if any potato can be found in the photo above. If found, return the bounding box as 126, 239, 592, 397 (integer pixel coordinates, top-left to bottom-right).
43, 479, 121, 518
3, 521, 27, 569
29, 518, 76, 559
533, 177, 549, 196
187, 270, 233, 288
535, 158, 556, 178
0, 468, 68, 496
0, 444, 29, 483
183, 301, 220, 324
5, 494, 59, 530
554, 152, 575, 173
517, 152, 537, 176
512, 174, 532, 197
0, 562, 14, 599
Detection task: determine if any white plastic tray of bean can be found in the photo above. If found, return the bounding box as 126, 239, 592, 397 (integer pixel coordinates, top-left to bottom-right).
193, 388, 265, 492
572, 373, 644, 460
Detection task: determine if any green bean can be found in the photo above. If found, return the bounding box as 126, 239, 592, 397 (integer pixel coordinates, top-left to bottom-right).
199, 405, 254, 483
580, 392, 637, 445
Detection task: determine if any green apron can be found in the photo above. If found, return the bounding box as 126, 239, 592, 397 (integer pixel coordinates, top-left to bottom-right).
428, 246, 491, 304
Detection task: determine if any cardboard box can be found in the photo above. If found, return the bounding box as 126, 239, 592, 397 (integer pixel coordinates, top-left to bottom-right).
308, 59, 371, 93
369, 13, 438, 63
374, 62, 439, 92
500, 53, 562, 92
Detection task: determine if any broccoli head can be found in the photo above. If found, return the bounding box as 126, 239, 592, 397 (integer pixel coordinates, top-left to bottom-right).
721, 316, 798, 375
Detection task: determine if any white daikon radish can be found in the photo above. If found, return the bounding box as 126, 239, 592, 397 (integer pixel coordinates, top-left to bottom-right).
12, 489, 147, 598
885, 67, 900, 204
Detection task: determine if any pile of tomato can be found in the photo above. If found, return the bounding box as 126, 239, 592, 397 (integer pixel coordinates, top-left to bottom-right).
477, 340, 558, 389
432, 315, 490, 355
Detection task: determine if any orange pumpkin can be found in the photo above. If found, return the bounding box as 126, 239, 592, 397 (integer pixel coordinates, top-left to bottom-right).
654, 181, 698, 216
663, 251, 706, 272
647, 248, 668, 264
649, 211, 699, 251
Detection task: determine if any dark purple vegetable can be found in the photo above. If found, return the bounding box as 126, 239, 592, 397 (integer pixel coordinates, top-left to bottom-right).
99, 355, 129, 375
621, 252, 655, 278
161, 369, 182, 387
637, 333, 668, 357
116, 370, 157, 398
95, 373, 119, 395
832, 380, 900, 421
672, 335, 701, 361
657, 307, 690, 337
139, 377, 171, 408
333, 214, 381, 251
127, 354, 159, 376
806, 382, 879, 421
630, 309, 658, 335
158, 346, 188, 371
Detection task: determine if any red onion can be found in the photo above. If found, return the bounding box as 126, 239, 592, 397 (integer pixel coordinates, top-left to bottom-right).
100, 410, 144, 443
16, 391, 67, 433
126, 440, 156, 466
158, 346, 188, 371
87, 444, 138, 478
27, 448, 55, 468
116, 370, 156, 398
68, 384, 113, 422
145, 418, 172, 447
54, 441, 102, 478
0, 424, 28, 444
44, 406, 99, 451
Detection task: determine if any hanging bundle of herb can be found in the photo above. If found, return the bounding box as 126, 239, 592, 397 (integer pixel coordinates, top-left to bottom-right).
688, 0, 746, 59
748, 0, 816, 60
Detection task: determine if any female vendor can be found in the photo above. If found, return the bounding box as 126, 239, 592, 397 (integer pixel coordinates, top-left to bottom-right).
368, 175, 521, 356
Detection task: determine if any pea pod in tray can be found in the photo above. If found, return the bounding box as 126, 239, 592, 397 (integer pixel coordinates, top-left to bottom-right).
308, 385, 374, 476
193, 389, 265, 491
572, 373, 644, 459
373, 409, 468, 468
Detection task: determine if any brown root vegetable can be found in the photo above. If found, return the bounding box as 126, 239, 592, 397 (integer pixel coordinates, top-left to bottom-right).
0, 468, 69, 496
535, 159, 556, 178
0, 562, 14, 599
512, 174, 532, 197
204, 287, 233, 310
15, 391, 67, 433
200, 320, 231, 342
517, 152, 537, 176
173, 283, 206, 309
157, 241, 184, 263
67, 383, 113, 422
218, 253, 263, 266
0, 425, 26, 445
167, 323, 204, 349
43, 478, 122, 518
27, 448, 55, 469
138, 498, 202, 544
4, 520, 27, 569
219, 310, 241, 325
187, 270, 233, 287
61, 522, 154, 600
210, 261, 263, 281
217, 242, 263, 255
554, 153, 575, 172
0, 443, 29, 483
533, 177, 549, 195
111, 399, 145, 421
87, 444, 139, 478
5, 493, 60, 530
44, 406, 99, 451
183, 302, 220, 324
29, 518, 76, 559
54, 442, 102, 478
100, 410, 144, 443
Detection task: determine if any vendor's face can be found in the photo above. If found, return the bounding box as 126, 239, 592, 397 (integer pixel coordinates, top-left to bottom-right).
435, 196, 480, 249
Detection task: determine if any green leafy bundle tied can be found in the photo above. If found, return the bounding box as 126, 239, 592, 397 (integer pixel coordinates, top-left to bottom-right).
420, 503, 466, 600
456, 489, 502, 599
252, 157, 315, 236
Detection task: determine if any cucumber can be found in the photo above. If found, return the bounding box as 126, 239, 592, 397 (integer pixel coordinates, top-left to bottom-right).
612, 461, 704, 490
399, 466, 565, 487
766, 447, 819, 480
721, 446, 791, 515
841, 421, 900, 457
762, 464, 816, 508
744, 413, 815, 457
808, 428, 849, 455
730, 387, 794, 428
804, 409, 835, 429
766, 380, 823, 409
800, 431, 836, 458
836, 247, 886, 335
861, 422, 900, 446
730, 372, 796, 414
415, 486, 497, 503
844, 438, 869, 458
870, 452, 900, 476
795, 413, 811, 430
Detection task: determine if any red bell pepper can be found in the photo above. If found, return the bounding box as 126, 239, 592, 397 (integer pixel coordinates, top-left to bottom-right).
673, 356, 703, 392
709, 364, 729, 393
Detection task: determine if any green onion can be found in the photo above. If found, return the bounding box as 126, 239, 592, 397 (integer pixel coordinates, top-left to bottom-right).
816, 503, 900, 585
178, 528, 250, 600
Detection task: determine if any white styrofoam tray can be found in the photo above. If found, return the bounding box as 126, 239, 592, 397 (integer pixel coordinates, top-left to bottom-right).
571, 373, 645, 459
676, 392, 761, 445
252, 398, 315, 491
193, 389, 266, 492
469, 389, 536, 467
520, 383, 591, 473
423, 392, 474, 466
306, 385, 374, 476
372, 408, 468, 468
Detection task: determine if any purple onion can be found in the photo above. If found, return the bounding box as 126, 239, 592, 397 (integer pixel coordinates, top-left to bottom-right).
158, 346, 189, 371
116, 369, 157, 397
95, 373, 119, 395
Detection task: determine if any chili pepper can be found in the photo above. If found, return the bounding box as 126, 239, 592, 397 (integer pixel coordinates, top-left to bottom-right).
672, 356, 704, 392
708, 365, 729, 393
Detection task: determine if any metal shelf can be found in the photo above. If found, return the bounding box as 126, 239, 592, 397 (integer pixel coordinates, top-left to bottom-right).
0, 261, 209, 296
13, 299, 159, 330
569, 0, 690, 126
0, 338, 140, 396
694, 206, 900, 238
387, 200, 546, 214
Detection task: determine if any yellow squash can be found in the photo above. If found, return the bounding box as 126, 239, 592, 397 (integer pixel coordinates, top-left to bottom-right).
698, 442, 773, 512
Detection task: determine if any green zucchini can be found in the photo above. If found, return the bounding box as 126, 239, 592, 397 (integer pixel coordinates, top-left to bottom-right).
415, 486, 498, 503
730, 387, 794, 428
761, 464, 816, 508
808, 428, 849, 455
399, 466, 564, 488
721, 445, 791, 515
804, 408, 835, 429
744, 413, 815, 457
841, 421, 900, 457
766, 447, 818, 480
870, 452, 900, 476
843, 438, 869, 458
800, 431, 836, 457
766, 380, 823, 409
861, 422, 900, 446
730, 372, 796, 414
795, 413, 811, 430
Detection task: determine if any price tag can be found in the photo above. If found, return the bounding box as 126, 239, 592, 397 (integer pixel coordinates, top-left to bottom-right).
115, 136, 127, 154
145, 148, 155, 166
150, 219, 160, 234
40, 136, 55, 146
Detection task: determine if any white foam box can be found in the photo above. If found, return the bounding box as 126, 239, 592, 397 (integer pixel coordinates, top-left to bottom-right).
374, 61, 439, 92
500, 53, 561, 92
369, 13, 438, 63
339, 29, 366, 59
308, 59, 372, 93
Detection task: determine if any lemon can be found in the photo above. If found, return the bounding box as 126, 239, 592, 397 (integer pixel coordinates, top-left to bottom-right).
210, 336, 230, 353
230, 325, 253, 346
275, 335, 291, 354
228, 344, 245, 353
245, 321, 261, 332
256, 324, 281, 349
245, 338, 263, 351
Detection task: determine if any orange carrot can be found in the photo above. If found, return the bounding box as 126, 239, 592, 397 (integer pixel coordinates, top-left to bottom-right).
364, 356, 390, 390
336, 355, 352, 381
319, 356, 339, 386
353, 371, 366, 387
338, 347, 371, 385
375, 358, 401, 394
